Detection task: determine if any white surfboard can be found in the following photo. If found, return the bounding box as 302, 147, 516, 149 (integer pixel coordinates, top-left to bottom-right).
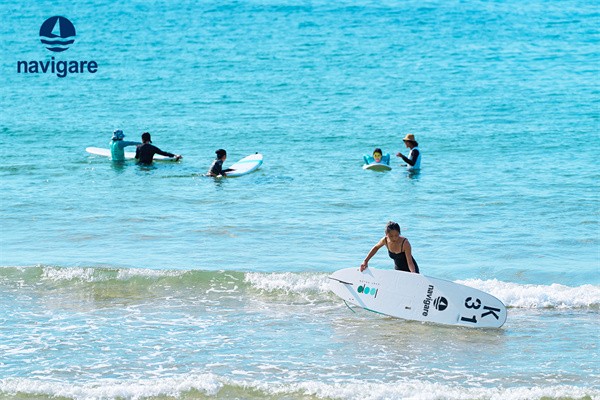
363, 163, 392, 171
363, 154, 391, 171
86, 147, 171, 161
329, 267, 507, 328
225, 153, 263, 177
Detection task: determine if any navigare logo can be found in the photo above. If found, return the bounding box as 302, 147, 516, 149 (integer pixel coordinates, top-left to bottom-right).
39, 16, 76, 52
17, 15, 98, 78
433, 296, 448, 311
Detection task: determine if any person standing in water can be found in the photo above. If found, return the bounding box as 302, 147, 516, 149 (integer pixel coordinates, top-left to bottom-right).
396, 134, 421, 170
360, 221, 419, 273
135, 132, 182, 165
207, 149, 234, 177
109, 130, 141, 161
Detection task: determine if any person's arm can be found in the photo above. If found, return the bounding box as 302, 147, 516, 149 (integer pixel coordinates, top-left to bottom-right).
402, 239, 417, 273
360, 238, 386, 272
397, 150, 418, 166
119, 141, 141, 149
155, 147, 182, 160
135, 145, 141, 159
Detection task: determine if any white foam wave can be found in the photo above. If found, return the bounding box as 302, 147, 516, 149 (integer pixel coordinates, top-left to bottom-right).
244, 271, 331, 293
245, 272, 600, 309
41, 266, 97, 282
458, 279, 600, 309
20, 267, 600, 309
273, 380, 599, 400
0, 376, 597, 400
115, 267, 186, 280
39, 266, 187, 282
0, 375, 221, 400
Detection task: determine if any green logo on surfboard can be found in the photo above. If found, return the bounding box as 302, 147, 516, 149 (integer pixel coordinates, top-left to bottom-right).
357, 285, 378, 297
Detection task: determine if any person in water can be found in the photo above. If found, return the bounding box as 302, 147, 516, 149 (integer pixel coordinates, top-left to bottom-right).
360, 221, 419, 273
372, 148, 383, 163
363, 148, 390, 165
109, 130, 141, 161
135, 132, 182, 165
207, 149, 234, 177
396, 134, 421, 170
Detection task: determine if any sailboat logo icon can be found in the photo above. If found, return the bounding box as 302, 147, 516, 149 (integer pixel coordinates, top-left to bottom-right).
39, 16, 76, 52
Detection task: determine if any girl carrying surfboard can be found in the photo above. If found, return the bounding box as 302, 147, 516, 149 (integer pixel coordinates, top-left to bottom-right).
360, 221, 419, 273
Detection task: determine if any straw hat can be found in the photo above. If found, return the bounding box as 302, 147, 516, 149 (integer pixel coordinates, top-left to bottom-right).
403, 134, 416, 142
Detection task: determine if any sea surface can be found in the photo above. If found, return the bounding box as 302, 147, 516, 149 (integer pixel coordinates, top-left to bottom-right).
1, 0, 599, 399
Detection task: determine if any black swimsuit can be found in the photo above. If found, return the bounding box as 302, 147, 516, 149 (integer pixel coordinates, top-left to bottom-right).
387, 238, 419, 273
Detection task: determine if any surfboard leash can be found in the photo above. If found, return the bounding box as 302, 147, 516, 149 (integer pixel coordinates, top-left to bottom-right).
343, 300, 357, 313
328, 277, 353, 285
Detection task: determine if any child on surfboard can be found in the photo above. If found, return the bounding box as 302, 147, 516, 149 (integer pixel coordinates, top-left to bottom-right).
207, 149, 235, 177
363, 148, 390, 165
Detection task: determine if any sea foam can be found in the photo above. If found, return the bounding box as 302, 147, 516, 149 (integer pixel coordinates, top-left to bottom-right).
0, 376, 597, 400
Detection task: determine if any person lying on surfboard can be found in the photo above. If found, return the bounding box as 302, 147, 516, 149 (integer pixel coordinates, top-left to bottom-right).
110, 129, 141, 161
360, 221, 419, 273
207, 149, 235, 177
135, 132, 182, 165
363, 148, 390, 165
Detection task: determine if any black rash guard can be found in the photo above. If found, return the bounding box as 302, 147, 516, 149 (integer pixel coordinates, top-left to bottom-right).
208, 159, 233, 176
135, 143, 175, 164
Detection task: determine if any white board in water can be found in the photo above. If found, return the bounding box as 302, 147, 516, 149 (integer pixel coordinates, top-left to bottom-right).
363, 163, 392, 171
329, 267, 506, 328
85, 147, 171, 161
225, 153, 263, 177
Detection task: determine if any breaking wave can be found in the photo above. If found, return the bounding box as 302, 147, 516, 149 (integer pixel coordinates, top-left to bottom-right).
1, 266, 599, 309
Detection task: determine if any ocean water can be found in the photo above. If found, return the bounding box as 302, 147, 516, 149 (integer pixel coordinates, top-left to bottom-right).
0, 0, 599, 399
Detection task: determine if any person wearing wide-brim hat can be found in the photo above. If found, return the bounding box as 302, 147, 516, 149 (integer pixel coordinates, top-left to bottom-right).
396, 133, 421, 170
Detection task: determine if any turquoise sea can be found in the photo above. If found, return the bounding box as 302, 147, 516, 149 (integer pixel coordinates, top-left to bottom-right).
1, 0, 599, 399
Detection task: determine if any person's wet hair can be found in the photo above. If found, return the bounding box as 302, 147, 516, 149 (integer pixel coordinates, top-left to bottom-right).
373, 148, 382, 155
385, 221, 401, 233
216, 149, 227, 159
